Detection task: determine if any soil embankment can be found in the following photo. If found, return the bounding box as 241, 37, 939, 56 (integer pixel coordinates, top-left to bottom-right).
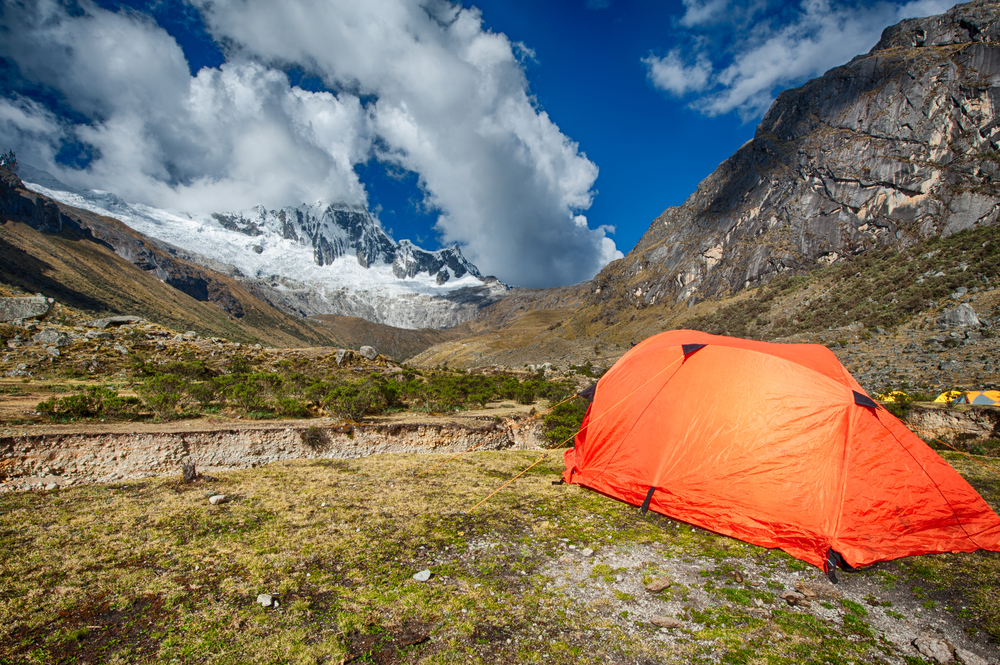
0, 415, 546, 490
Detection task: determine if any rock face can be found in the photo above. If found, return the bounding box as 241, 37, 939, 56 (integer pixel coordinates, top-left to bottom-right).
590, 0, 1000, 318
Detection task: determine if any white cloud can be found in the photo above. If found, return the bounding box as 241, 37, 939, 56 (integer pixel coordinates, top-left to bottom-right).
642, 50, 713, 97
647, 0, 961, 120
0, 0, 618, 287
678, 0, 732, 27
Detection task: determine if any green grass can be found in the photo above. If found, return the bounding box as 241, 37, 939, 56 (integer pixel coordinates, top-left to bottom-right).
0, 450, 997, 663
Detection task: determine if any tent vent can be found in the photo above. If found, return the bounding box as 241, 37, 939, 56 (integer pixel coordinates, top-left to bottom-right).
640, 486, 656, 514
681, 344, 706, 357
578, 383, 598, 403
852, 391, 879, 409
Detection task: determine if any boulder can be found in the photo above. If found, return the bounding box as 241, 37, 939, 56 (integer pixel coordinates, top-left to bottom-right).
335, 349, 353, 365
32, 328, 72, 347
84, 316, 143, 329
0, 296, 53, 322
936, 303, 981, 330
359, 345, 378, 360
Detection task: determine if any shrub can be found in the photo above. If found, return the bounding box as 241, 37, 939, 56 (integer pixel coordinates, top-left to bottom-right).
323, 374, 400, 422
37, 385, 143, 421
138, 373, 186, 420
543, 396, 589, 448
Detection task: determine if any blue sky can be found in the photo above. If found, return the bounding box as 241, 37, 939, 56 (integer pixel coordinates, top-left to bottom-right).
0, 0, 959, 286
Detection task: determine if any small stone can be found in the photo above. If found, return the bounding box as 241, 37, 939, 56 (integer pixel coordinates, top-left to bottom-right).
256, 593, 275, 608
794, 580, 841, 600
581, 548, 594, 557
359, 345, 378, 360
155, 342, 166, 351
208, 494, 228, 505
780, 591, 809, 607
650, 616, 683, 629
413, 569, 432, 582
44, 482, 58, 490
912, 636, 954, 664
645, 578, 672, 593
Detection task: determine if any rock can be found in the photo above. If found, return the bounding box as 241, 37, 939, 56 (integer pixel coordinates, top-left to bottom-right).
0, 296, 55, 322
84, 316, 142, 329
581, 547, 594, 557
183, 331, 198, 339
84, 330, 113, 340
256, 593, 276, 608
780, 591, 810, 607
937, 303, 981, 330
46, 347, 60, 358
645, 578, 673, 593
208, 495, 228, 505
334, 349, 353, 366
44, 482, 58, 490
650, 616, 683, 629
938, 360, 962, 371
912, 636, 954, 664
173, 334, 184, 342
32, 328, 72, 347
155, 342, 166, 351
954, 647, 988, 665
951, 286, 969, 299
359, 345, 378, 360
181, 460, 198, 482
413, 569, 432, 582
794, 580, 840, 600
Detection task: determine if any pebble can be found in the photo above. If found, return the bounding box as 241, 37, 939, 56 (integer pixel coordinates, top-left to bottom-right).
581, 548, 594, 557
256, 593, 277, 608
208, 494, 228, 505
413, 569, 432, 582
645, 578, 672, 593
912, 635, 954, 664
650, 616, 683, 629
44, 482, 58, 491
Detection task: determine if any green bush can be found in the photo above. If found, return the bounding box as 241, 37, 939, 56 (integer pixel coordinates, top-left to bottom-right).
323, 374, 400, 421
37, 386, 143, 422
543, 396, 589, 448
138, 373, 186, 420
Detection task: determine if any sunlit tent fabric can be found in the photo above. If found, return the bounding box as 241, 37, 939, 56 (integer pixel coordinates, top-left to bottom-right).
563, 330, 1000, 578
934, 390, 964, 402
957, 391, 1000, 405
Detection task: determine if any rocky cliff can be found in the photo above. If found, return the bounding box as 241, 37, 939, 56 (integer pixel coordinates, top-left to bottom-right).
590, 0, 1000, 319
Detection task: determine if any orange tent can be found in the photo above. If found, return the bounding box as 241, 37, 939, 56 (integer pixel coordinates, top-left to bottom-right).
563, 330, 1000, 580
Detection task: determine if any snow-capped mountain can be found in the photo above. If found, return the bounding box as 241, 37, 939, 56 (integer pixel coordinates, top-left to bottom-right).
20, 165, 507, 329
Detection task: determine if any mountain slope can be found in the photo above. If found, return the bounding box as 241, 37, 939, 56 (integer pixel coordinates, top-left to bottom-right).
588, 0, 1000, 323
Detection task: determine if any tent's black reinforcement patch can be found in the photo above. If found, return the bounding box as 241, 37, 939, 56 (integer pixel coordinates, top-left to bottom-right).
640, 486, 656, 514
852, 391, 879, 409
579, 383, 598, 403
682, 343, 707, 357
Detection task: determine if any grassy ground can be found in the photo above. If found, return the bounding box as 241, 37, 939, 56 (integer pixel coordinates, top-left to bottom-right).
1, 449, 998, 664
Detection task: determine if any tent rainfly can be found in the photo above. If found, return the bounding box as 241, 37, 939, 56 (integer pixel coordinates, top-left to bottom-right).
563, 331, 1000, 581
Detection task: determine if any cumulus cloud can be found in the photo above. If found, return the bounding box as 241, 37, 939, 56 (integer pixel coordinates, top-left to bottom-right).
0, 0, 618, 287
646, 0, 961, 120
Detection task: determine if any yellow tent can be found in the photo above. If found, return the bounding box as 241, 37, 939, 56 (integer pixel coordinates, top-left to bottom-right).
933, 390, 964, 403
959, 391, 1000, 405
876, 390, 910, 403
